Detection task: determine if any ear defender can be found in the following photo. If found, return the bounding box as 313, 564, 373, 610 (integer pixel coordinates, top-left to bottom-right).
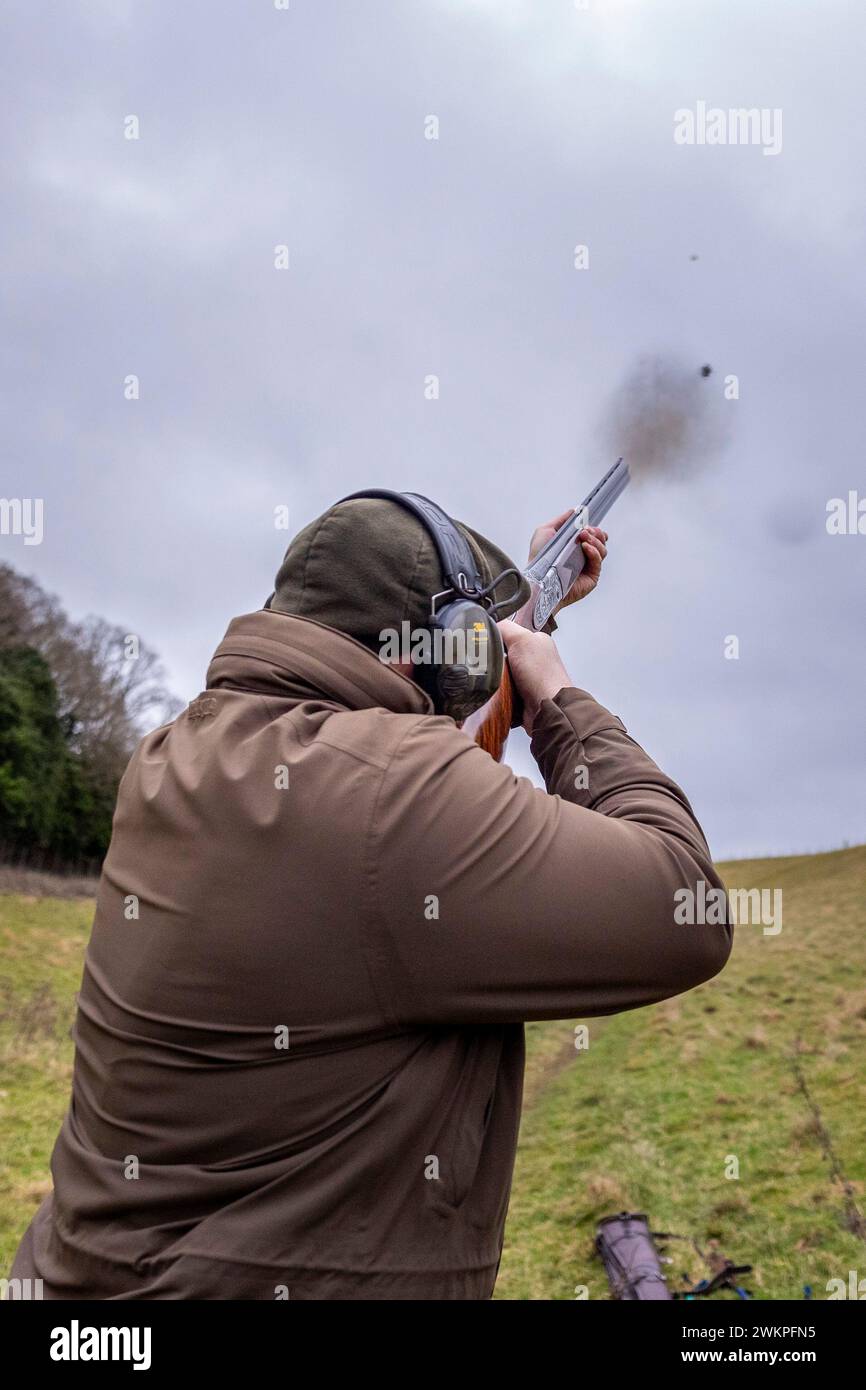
422, 596, 504, 723
335, 489, 518, 720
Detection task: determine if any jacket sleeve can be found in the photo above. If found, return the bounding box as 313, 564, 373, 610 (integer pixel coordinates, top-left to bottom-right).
367, 687, 732, 1027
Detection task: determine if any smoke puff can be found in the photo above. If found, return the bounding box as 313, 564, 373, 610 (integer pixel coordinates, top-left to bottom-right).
598, 354, 730, 483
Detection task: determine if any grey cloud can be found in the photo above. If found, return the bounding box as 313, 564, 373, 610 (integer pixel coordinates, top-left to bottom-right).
1, 0, 863, 858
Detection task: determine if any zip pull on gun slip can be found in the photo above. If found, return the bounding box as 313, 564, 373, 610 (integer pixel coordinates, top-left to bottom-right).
464, 456, 630, 761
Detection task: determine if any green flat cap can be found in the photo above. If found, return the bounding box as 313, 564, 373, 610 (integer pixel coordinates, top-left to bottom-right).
270, 495, 531, 654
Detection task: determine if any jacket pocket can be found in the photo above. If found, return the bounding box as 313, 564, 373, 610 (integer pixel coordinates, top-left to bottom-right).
427, 1028, 505, 1214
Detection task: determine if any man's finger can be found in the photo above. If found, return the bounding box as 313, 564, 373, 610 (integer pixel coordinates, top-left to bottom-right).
581, 539, 603, 576
497, 618, 523, 645
579, 531, 607, 561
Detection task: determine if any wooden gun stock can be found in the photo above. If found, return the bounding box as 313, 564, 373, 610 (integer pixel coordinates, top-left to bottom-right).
463, 634, 528, 762
469, 664, 516, 762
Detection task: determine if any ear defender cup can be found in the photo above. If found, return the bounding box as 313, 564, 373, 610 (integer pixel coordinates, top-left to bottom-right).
424, 598, 504, 722
334, 487, 513, 721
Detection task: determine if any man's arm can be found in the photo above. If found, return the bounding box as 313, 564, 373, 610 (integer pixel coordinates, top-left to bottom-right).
368, 669, 732, 1028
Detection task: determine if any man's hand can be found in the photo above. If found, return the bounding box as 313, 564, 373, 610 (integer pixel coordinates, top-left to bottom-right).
527, 510, 609, 612
497, 621, 573, 734
498, 509, 609, 733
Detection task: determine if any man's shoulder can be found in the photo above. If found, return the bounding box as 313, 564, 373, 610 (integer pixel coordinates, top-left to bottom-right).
315, 705, 466, 774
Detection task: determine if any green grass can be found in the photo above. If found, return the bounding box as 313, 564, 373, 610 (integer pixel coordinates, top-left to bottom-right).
496, 845, 866, 1299
2, 847, 865, 1297
0, 894, 92, 1272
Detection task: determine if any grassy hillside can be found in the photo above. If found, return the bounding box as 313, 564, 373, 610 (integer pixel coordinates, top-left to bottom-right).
2, 846, 865, 1296
496, 845, 866, 1299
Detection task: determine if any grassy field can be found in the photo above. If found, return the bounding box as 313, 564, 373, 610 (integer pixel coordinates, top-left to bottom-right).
496, 845, 866, 1299
0, 892, 93, 1276
2, 847, 865, 1298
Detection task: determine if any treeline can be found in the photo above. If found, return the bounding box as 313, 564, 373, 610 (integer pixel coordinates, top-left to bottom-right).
0, 564, 180, 873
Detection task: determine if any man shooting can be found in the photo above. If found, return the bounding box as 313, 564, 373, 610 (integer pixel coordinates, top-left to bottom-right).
11, 491, 732, 1300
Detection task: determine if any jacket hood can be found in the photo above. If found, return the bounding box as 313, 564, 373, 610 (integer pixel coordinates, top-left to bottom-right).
206, 609, 435, 716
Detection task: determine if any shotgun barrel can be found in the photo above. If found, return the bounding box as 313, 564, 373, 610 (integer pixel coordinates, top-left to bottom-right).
464, 456, 631, 759
518, 456, 630, 631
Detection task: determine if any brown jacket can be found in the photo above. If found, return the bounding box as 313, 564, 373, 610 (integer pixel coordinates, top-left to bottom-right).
12, 609, 731, 1299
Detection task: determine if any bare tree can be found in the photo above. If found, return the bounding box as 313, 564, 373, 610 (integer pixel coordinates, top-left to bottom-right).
0, 563, 181, 787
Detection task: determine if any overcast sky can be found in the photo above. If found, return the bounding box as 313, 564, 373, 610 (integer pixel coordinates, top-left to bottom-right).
2, 0, 863, 861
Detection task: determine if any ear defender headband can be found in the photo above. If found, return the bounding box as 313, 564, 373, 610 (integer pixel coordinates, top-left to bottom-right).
337, 490, 522, 721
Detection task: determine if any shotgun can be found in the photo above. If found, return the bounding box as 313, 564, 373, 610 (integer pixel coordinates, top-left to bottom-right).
464, 457, 630, 760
